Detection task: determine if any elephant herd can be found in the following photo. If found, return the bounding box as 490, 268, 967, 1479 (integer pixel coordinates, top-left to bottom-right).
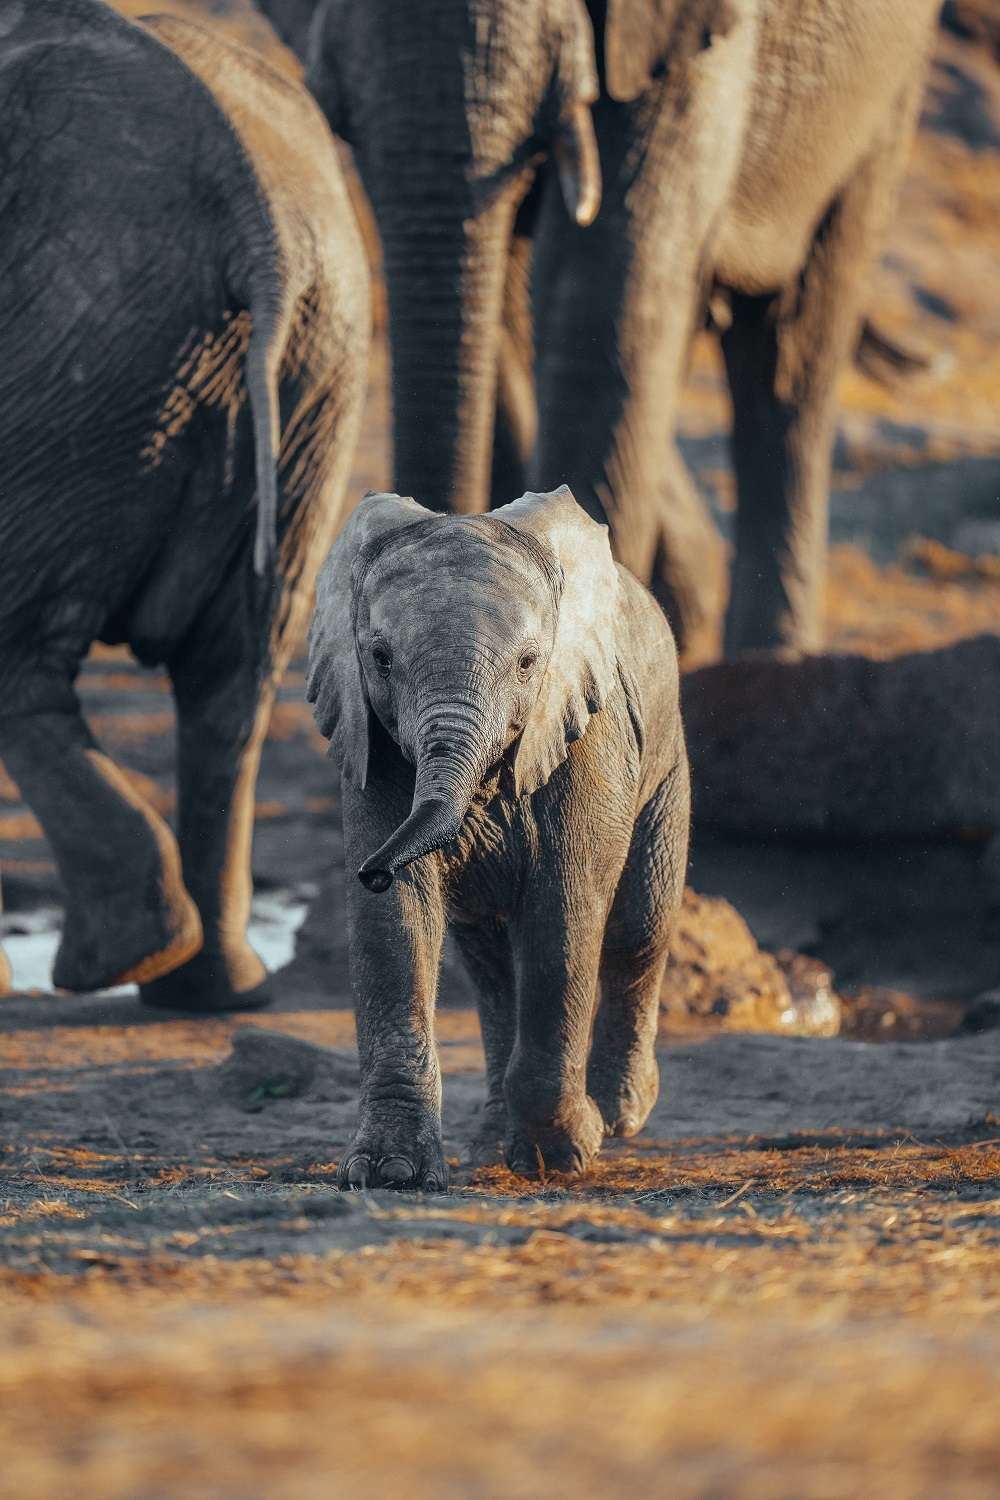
0, 0, 939, 1179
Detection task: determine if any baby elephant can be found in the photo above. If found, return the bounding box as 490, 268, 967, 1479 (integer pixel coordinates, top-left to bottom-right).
307, 486, 689, 1187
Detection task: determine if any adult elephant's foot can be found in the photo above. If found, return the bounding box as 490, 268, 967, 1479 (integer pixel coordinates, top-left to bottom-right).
53, 885, 202, 993
505, 1095, 605, 1178
589, 1052, 660, 1140
466, 1097, 507, 1166
139, 941, 272, 1013
338, 1110, 448, 1192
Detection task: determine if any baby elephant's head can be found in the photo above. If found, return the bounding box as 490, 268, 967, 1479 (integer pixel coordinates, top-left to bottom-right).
307, 486, 621, 891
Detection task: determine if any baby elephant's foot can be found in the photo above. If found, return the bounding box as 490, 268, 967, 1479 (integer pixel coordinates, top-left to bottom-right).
505, 1096, 605, 1178
339, 1111, 448, 1192
590, 1054, 660, 1139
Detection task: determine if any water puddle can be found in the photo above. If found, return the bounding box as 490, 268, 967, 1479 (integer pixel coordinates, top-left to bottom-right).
0, 889, 312, 995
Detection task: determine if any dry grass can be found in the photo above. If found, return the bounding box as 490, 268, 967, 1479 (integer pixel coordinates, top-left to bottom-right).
1, 1170, 997, 1500
825, 545, 1000, 657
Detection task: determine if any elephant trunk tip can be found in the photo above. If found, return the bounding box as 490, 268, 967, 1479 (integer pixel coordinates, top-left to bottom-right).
358, 863, 394, 894
356, 797, 466, 896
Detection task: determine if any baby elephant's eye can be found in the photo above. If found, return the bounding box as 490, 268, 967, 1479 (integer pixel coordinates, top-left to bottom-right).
371, 643, 392, 677
517, 649, 538, 680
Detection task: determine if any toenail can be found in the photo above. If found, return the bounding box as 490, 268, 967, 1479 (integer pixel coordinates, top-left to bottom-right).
379, 1156, 415, 1185
345, 1157, 370, 1189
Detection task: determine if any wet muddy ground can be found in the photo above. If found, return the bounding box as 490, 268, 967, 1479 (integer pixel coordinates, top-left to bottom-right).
1, 8, 999, 1497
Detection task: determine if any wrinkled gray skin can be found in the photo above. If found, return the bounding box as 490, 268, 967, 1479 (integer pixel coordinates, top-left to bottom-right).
262, 0, 938, 657
308, 487, 689, 1186
258, 0, 601, 516
0, 1, 368, 1006
532, 0, 941, 656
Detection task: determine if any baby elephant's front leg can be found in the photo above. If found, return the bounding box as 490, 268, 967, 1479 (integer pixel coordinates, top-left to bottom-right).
340, 782, 448, 1191
504, 882, 609, 1176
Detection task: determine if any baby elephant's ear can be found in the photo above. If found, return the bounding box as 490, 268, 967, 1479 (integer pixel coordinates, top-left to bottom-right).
306, 492, 428, 787
497, 486, 622, 797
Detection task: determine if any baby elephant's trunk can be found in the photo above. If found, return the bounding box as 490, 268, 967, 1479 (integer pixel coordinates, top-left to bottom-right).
357, 796, 465, 893
359, 694, 496, 893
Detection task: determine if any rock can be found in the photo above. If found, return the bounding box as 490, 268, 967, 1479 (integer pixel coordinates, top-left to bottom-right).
774, 951, 843, 1038
683, 635, 1000, 841
840, 987, 966, 1042
661, 891, 841, 1038
216, 1027, 358, 1111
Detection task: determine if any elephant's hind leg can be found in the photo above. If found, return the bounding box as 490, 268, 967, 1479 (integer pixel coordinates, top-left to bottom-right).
589, 764, 689, 1138
722, 83, 925, 654
505, 867, 619, 1177
452, 918, 516, 1163
0, 666, 201, 992
139, 569, 277, 1013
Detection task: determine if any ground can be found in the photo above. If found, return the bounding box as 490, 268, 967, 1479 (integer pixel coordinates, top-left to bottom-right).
1, 7, 999, 1497
3, 1007, 999, 1498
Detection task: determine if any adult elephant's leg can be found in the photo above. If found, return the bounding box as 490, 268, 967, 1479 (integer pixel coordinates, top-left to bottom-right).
139, 567, 275, 1013
721, 285, 831, 653
489, 231, 537, 510
531, 95, 733, 661
721, 91, 924, 654
0, 698, 201, 993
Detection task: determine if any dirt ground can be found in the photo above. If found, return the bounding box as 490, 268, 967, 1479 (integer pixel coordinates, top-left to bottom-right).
2, 1005, 998, 1498
1, 8, 999, 1498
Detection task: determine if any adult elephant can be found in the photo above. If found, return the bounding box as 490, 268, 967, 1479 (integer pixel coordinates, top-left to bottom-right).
259, 0, 602, 517
0, 0, 368, 1007
262, 0, 938, 658
531, 0, 941, 655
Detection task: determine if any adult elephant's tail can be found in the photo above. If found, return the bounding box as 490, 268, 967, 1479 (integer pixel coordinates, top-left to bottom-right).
245, 296, 283, 578
135, 6, 288, 582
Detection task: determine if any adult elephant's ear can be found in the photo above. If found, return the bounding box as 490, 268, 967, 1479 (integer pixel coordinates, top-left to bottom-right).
307, 492, 427, 787
603, 0, 738, 103
497, 487, 622, 798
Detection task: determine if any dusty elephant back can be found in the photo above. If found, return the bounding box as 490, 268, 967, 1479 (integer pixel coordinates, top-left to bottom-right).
142, 10, 368, 341
139, 12, 371, 626
0, 0, 367, 647
0, 3, 275, 597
